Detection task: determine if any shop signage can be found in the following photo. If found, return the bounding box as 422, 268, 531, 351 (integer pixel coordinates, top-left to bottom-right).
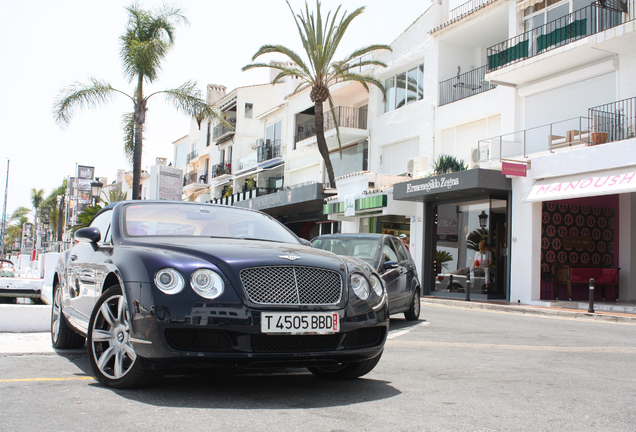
405, 176, 460, 194
526, 169, 636, 201
344, 195, 356, 217
502, 161, 527, 177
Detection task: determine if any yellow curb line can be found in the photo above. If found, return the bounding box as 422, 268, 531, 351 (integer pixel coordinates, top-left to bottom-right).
0, 376, 95, 383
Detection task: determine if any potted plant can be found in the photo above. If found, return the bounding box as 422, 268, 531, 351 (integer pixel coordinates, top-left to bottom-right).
434, 250, 454, 274
433, 154, 468, 175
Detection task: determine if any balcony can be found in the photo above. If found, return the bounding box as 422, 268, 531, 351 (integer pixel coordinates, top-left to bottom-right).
238, 153, 258, 172
212, 162, 232, 178
589, 96, 636, 143
182, 170, 209, 197
257, 139, 282, 163
476, 97, 635, 162
186, 149, 198, 164
486, 2, 635, 86
212, 117, 236, 143
295, 106, 368, 145
450, 0, 495, 21
438, 65, 497, 106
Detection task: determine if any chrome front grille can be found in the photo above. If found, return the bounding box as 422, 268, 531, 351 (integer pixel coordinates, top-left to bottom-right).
240, 266, 343, 305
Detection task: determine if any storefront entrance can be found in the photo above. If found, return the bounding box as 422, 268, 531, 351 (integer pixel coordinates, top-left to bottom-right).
393, 168, 512, 301
430, 199, 508, 299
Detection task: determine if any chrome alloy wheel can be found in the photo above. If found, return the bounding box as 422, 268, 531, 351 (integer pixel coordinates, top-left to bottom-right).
51, 286, 63, 343
90, 293, 137, 380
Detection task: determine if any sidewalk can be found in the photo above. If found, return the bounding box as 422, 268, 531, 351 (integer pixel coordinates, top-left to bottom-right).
421, 296, 636, 323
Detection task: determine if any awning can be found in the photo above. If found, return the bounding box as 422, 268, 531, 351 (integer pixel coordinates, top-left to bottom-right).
524, 166, 636, 202
516, 0, 544, 12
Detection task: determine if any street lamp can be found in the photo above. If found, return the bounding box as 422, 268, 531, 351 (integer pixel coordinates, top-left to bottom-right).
91, 179, 103, 206
478, 210, 488, 228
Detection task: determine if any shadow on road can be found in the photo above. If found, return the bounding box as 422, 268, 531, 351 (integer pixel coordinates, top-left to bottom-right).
102, 369, 401, 408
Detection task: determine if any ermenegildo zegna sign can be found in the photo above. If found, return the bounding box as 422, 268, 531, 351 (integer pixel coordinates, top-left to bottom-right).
405, 177, 460, 193
393, 169, 511, 202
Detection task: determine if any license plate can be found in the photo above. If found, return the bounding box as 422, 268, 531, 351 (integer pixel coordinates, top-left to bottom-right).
261, 312, 339, 334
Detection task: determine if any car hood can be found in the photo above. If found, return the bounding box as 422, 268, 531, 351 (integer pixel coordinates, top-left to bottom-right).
124, 237, 367, 274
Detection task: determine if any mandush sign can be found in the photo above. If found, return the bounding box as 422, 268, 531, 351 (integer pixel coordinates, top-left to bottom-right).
526, 168, 636, 201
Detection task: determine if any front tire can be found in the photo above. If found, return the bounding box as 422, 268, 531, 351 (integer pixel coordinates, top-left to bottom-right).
404, 287, 420, 321
51, 283, 85, 349
308, 351, 383, 380
87, 286, 160, 389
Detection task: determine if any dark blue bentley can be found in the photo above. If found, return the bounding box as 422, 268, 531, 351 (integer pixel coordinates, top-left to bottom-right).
51, 201, 388, 388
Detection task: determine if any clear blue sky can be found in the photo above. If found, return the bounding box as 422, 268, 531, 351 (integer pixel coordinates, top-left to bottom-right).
0, 0, 429, 218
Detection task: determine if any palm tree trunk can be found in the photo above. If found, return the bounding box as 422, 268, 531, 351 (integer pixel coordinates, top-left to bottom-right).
314, 100, 336, 188
57, 196, 65, 241
132, 77, 145, 200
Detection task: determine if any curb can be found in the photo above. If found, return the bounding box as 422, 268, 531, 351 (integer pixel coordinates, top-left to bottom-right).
0, 304, 51, 333
421, 297, 636, 323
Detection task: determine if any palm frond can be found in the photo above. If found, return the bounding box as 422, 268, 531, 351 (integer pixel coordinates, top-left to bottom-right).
53, 78, 124, 125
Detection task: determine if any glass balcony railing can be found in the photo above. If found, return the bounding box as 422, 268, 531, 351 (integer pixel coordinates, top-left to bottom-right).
477, 97, 636, 162
438, 65, 497, 106
487, 3, 631, 71
295, 106, 368, 143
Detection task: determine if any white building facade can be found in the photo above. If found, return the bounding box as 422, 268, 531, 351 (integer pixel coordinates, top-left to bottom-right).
172, 0, 636, 305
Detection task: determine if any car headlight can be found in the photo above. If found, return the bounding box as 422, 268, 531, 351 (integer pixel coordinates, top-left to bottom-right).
350, 273, 370, 300
191, 269, 224, 299
154, 268, 185, 294
370, 273, 384, 297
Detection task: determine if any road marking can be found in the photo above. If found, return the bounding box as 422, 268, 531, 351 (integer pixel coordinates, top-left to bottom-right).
388, 321, 430, 339
386, 339, 636, 353
422, 303, 636, 325
0, 376, 94, 383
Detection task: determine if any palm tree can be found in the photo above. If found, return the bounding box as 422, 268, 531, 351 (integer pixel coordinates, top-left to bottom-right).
40, 180, 68, 242
53, 3, 221, 200
31, 188, 45, 246
4, 207, 30, 254
242, 0, 391, 188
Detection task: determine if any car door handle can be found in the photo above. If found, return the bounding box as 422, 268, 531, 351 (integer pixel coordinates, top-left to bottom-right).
70, 254, 78, 261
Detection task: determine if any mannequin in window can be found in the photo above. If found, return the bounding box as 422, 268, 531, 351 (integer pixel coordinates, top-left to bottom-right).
472, 240, 493, 290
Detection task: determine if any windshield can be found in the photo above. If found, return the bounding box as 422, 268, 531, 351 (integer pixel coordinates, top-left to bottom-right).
123, 203, 300, 244
312, 237, 379, 263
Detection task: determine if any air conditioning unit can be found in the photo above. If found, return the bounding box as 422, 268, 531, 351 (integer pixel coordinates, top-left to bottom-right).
406, 156, 428, 177
470, 145, 489, 168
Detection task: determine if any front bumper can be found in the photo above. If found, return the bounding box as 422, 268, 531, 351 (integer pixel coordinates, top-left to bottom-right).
130, 303, 389, 368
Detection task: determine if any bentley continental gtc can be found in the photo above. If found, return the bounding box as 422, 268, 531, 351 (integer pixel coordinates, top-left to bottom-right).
51, 201, 388, 388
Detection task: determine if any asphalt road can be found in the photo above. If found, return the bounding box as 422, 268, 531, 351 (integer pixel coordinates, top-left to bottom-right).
1, 303, 636, 432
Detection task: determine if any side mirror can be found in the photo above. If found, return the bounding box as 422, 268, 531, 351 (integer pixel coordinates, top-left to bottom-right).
384, 260, 399, 269
75, 227, 101, 244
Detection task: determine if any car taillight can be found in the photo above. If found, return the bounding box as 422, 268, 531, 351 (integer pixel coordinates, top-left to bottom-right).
437, 275, 444, 281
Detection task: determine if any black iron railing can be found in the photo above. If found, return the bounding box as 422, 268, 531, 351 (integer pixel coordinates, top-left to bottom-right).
589, 97, 636, 143
295, 106, 368, 143
439, 65, 497, 106
186, 149, 198, 164
257, 139, 282, 163
212, 162, 231, 178
212, 117, 236, 141
449, 0, 492, 21
487, 3, 628, 71
183, 170, 208, 186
